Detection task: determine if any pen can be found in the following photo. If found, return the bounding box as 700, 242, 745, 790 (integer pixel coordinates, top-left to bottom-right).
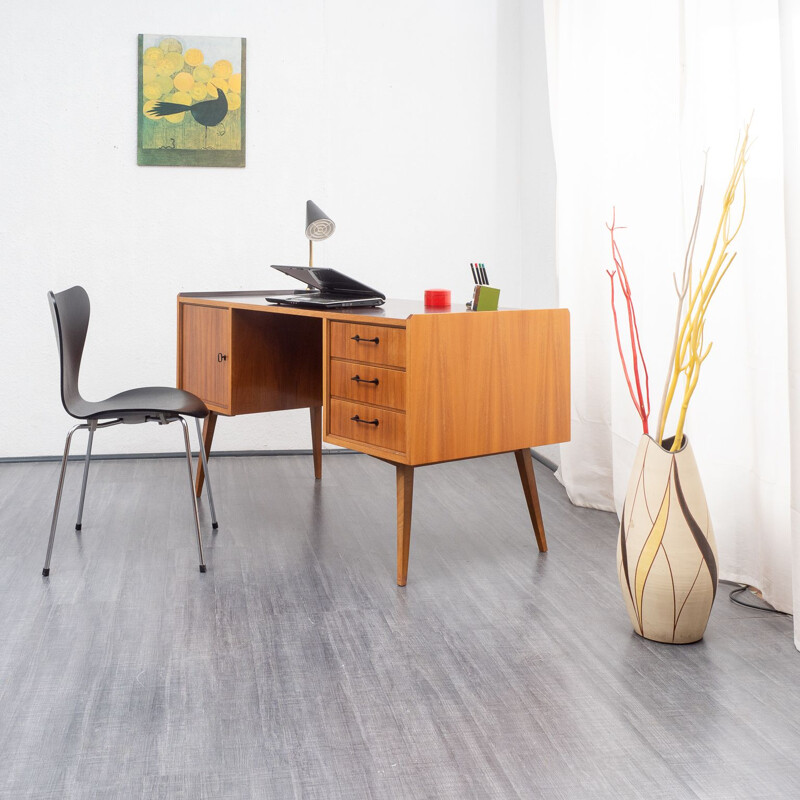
480, 263, 488, 285
470, 263, 479, 284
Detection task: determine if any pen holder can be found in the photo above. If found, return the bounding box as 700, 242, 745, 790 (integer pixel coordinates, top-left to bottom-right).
471, 285, 500, 311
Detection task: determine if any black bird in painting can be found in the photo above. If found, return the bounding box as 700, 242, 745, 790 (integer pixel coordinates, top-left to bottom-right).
148, 87, 228, 146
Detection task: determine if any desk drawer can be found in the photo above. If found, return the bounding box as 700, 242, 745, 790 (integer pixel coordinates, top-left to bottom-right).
329, 322, 406, 367
330, 360, 406, 410
330, 399, 406, 453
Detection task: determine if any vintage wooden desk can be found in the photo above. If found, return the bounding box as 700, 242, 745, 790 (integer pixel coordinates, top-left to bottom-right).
177, 292, 570, 585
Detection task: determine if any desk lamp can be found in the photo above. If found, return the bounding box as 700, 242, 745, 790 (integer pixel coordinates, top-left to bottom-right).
306, 200, 335, 267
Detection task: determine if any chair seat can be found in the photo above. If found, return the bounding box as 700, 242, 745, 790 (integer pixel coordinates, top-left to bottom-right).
75, 386, 208, 421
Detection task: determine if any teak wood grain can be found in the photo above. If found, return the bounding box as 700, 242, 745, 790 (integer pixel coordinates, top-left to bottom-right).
229, 310, 322, 415
396, 464, 414, 586
310, 406, 322, 479
405, 309, 570, 466
515, 447, 547, 551
329, 359, 406, 411
194, 411, 218, 496
329, 399, 406, 454
177, 292, 570, 585
329, 322, 407, 367
178, 304, 322, 416
178, 303, 230, 412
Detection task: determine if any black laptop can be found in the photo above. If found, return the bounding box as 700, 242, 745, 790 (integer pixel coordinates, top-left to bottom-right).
266, 266, 385, 309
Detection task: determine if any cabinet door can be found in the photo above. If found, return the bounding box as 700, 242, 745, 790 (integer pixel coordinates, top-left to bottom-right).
179, 304, 230, 412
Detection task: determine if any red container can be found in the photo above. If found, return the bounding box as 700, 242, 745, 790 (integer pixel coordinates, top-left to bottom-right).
424, 289, 451, 308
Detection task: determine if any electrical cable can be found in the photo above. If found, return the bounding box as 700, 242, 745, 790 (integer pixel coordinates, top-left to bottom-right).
722, 581, 793, 617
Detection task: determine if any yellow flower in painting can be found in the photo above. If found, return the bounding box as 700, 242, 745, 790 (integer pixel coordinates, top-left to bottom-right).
193, 64, 213, 83
191, 82, 208, 101
156, 57, 173, 76
144, 47, 163, 66
142, 65, 157, 83
173, 71, 194, 92
159, 37, 183, 53
209, 77, 228, 94
226, 92, 241, 111
143, 82, 162, 101
159, 51, 184, 74
156, 74, 173, 96
213, 60, 233, 79
185, 48, 203, 67
228, 73, 241, 94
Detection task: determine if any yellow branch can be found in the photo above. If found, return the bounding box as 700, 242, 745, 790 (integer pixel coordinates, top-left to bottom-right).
659, 123, 750, 451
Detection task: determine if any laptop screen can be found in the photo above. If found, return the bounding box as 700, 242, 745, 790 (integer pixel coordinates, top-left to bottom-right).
271, 265, 384, 298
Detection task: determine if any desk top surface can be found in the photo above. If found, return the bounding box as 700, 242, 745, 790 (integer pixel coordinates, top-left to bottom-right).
178, 290, 534, 324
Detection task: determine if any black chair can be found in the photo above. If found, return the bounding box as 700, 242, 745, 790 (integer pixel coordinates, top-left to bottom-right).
43, 285, 217, 575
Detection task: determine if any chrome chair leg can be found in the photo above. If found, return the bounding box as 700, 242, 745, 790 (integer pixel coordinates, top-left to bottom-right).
43, 423, 86, 576
180, 417, 206, 572
195, 417, 218, 529
75, 423, 96, 531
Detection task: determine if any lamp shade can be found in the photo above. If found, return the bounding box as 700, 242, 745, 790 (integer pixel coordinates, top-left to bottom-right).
305, 200, 335, 240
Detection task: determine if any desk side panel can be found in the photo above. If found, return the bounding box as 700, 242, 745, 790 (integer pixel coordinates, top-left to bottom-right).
406, 309, 570, 465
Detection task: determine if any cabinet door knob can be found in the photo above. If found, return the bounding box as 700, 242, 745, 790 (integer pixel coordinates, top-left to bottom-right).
217, 353, 227, 362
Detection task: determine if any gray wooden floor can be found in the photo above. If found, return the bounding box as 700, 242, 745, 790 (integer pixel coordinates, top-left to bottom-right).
0, 451, 798, 799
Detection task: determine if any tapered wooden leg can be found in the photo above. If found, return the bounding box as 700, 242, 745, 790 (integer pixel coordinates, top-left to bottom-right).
396, 465, 414, 586
195, 411, 218, 497
514, 448, 547, 551
310, 406, 322, 479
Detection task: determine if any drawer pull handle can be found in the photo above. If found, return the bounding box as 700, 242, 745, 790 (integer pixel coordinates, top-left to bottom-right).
351, 335, 380, 344
351, 375, 379, 386
351, 414, 379, 427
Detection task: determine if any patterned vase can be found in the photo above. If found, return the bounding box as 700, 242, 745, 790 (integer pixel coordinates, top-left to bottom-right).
617, 434, 718, 644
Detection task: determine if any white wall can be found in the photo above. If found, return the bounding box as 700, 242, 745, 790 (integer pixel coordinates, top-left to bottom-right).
0, 0, 556, 458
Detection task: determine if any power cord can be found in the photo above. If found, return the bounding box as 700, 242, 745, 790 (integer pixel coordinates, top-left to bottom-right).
720, 580, 793, 617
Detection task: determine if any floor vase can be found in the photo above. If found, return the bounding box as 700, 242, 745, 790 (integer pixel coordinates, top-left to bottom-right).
617, 434, 718, 644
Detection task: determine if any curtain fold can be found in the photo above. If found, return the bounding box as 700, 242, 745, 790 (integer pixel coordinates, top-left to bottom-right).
781, 1, 800, 646
543, 0, 799, 649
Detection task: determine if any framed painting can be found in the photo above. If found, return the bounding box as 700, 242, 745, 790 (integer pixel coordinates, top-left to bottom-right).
137, 34, 246, 167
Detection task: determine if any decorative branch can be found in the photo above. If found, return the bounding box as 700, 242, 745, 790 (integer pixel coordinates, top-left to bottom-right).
656, 157, 706, 445
660, 123, 750, 451
607, 210, 650, 434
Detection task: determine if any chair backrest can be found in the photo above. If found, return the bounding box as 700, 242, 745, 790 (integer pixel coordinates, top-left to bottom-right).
48, 286, 90, 418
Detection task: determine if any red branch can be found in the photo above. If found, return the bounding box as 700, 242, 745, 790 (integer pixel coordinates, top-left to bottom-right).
606, 210, 650, 434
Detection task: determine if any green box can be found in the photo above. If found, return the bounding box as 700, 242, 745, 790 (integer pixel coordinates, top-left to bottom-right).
474, 286, 500, 311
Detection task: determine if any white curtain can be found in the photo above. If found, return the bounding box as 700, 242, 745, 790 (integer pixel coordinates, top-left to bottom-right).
543, 0, 800, 649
